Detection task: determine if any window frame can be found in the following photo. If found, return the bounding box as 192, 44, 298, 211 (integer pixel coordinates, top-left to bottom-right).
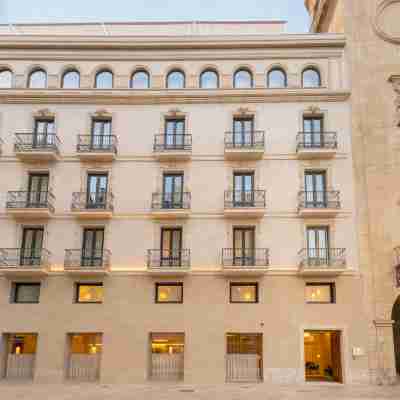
302, 67, 322, 88
94, 69, 114, 89
12, 282, 41, 304
75, 282, 104, 304
155, 282, 184, 304
130, 69, 150, 89
199, 68, 219, 89
233, 68, 253, 89
305, 282, 336, 304
229, 282, 259, 304
267, 68, 287, 88
28, 68, 47, 89
61, 69, 80, 89
166, 69, 186, 89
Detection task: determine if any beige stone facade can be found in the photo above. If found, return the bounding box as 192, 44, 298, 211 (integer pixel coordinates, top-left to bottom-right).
0, 20, 371, 384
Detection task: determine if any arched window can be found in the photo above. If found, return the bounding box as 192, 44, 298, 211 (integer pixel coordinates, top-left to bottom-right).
95, 69, 113, 89
199, 69, 219, 89
233, 68, 253, 89
302, 67, 321, 88
0, 69, 13, 88
166, 69, 185, 89
28, 68, 47, 89
130, 70, 150, 89
62, 69, 80, 89
267, 68, 287, 88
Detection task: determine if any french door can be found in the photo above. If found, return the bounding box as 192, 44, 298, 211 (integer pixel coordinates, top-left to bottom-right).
163, 174, 183, 209
81, 228, 104, 267
86, 174, 108, 209
34, 119, 55, 147
20, 227, 44, 266
91, 119, 112, 150
165, 119, 185, 149
233, 172, 254, 207
303, 117, 323, 148
233, 227, 255, 266
233, 117, 254, 147
307, 227, 330, 265
27, 173, 49, 208
304, 171, 327, 208
160, 228, 182, 267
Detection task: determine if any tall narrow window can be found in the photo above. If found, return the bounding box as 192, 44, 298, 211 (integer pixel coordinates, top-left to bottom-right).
28, 69, 47, 89
302, 68, 321, 88
62, 70, 80, 89
20, 227, 44, 266
233, 227, 255, 266
304, 171, 327, 208
233, 68, 253, 88
34, 118, 55, 148
95, 70, 113, 89
233, 172, 255, 207
91, 118, 112, 150
166, 70, 185, 89
160, 228, 182, 267
27, 173, 49, 208
82, 228, 104, 267
200, 69, 219, 89
0, 69, 13, 88
306, 227, 330, 264
233, 117, 254, 147
303, 116, 324, 148
163, 173, 184, 209
86, 173, 108, 209
165, 118, 185, 149
267, 68, 287, 88
130, 70, 150, 89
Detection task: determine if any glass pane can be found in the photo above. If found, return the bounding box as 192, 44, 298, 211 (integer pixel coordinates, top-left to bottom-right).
70, 334, 102, 354
305, 285, 332, 303
0, 70, 12, 88
95, 71, 113, 89
167, 71, 185, 89
62, 71, 80, 88
131, 71, 149, 89
268, 69, 286, 88
95, 230, 104, 251
307, 229, 317, 250
29, 70, 47, 89
78, 285, 103, 303
234, 70, 252, 88
9, 335, 37, 354
303, 69, 321, 88
200, 70, 218, 88
157, 285, 182, 303
15, 284, 40, 303
83, 231, 94, 255
244, 230, 254, 249
172, 230, 181, 251
230, 285, 257, 302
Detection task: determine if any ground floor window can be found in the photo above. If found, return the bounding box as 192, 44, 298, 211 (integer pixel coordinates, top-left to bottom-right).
230, 283, 258, 303
75, 283, 103, 303
305, 283, 335, 303
12, 283, 41, 303
155, 283, 183, 303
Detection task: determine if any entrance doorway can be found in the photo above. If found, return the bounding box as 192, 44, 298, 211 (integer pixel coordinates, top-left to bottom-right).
392, 297, 400, 376
304, 330, 342, 383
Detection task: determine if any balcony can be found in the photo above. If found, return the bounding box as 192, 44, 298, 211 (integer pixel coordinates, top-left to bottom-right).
224, 131, 265, 160
224, 190, 266, 218
64, 249, 111, 276
393, 247, 400, 288
71, 192, 114, 219
6, 191, 55, 219
77, 135, 117, 162
298, 191, 341, 218
221, 248, 269, 276
150, 192, 191, 219
298, 248, 346, 277
14, 133, 60, 161
147, 249, 190, 275
153, 134, 192, 161
0, 248, 50, 277
296, 132, 337, 159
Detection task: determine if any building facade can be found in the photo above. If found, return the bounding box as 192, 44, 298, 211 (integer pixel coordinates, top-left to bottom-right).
0, 21, 370, 384
305, 0, 400, 385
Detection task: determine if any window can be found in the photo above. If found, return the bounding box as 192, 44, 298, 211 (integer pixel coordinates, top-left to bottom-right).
161, 227, 182, 267
87, 173, 108, 209
0, 69, 13, 88
267, 68, 287, 88
28, 69, 47, 89
302, 67, 321, 88
76, 283, 103, 303
163, 173, 184, 209
233, 227, 255, 266
33, 118, 55, 148
12, 283, 41, 303
304, 171, 327, 208
95, 70, 113, 89
166, 69, 185, 89
306, 283, 335, 303
230, 283, 258, 303
62, 70, 80, 89
199, 69, 219, 89
27, 173, 49, 207
82, 228, 104, 267
303, 116, 324, 147
155, 283, 183, 303
306, 226, 330, 263
233, 172, 255, 206
164, 118, 185, 149
90, 118, 112, 150
20, 227, 44, 266
233, 117, 254, 146
233, 68, 253, 88
130, 70, 150, 89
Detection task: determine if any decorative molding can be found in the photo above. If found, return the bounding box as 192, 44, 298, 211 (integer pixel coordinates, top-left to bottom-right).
389, 75, 400, 126
303, 105, 322, 115
92, 109, 112, 119
233, 106, 255, 117
374, 319, 395, 328
33, 108, 54, 118
374, 0, 400, 44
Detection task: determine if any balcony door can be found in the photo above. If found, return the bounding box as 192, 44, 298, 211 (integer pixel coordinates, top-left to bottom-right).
303, 117, 323, 148
163, 173, 183, 209
161, 228, 182, 267
304, 171, 327, 208
27, 173, 49, 208
306, 227, 329, 264
165, 119, 185, 149
233, 172, 254, 207
233, 117, 254, 147
82, 228, 104, 267
34, 119, 55, 147
233, 227, 255, 266
91, 119, 112, 150
20, 227, 43, 266
86, 174, 108, 209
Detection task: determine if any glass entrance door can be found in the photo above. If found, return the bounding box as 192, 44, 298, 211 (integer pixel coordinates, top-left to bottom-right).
86, 174, 108, 209
233, 172, 254, 207
233, 227, 255, 266
34, 119, 55, 147
27, 173, 49, 208
305, 171, 327, 208
91, 119, 112, 150
163, 174, 183, 209
160, 228, 182, 267
233, 117, 254, 147
81, 228, 104, 267
303, 117, 323, 148
165, 119, 185, 149
20, 227, 44, 266
307, 227, 329, 265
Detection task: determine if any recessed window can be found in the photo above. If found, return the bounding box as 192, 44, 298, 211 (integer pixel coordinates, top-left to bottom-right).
302, 67, 321, 88
0, 69, 13, 88
230, 283, 258, 303
130, 70, 150, 89
28, 69, 47, 89
267, 68, 287, 88
166, 69, 185, 89
233, 68, 253, 89
95, 70, 113, 89
76, 283, 103, 303
200, 69, 219, 89
305, 283, 335, 303
12, 283, 41, 303
155, 283, 183, 303
62, 70, 80, 89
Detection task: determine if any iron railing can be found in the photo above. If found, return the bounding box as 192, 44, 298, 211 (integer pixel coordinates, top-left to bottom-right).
394, 247, 400, 288
224, 190, 266, 208
0, 248, 51, 268
298, 190, 341, 210
64, 249, 111, 269
77, 135, 118, 154
296, 132, 337, 151
71, 192, 114, 212
6, 191, 55, 212
224, 131, 265, 149
222, 248, 269, 267
153, 134, 192, 152
14, 133, 60, 153
298, 248, 346, 268
147, 249, 191, 269
151, 192, 191, 210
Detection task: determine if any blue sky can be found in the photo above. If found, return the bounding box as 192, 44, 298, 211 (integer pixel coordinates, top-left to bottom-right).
0, 0, 310, 33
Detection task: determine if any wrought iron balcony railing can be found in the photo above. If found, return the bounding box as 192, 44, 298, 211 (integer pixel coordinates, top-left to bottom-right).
14, 133, 61, 152
393, 247, 400, 288
71, 192, 114, 212
77, 135, 118, 154
222, 248, 269, 267
6, 191, 55, 212
224, 131, 265, 149
296, 132, 337, 151
0, 248, 51, 268
298, 190, 341, 209
64, 249, 111, 269
153, 134, 192, 152
151, 192, 191, 210
147, 249, 191, 269
224, 190, 266, 208
298, 248, 346, 268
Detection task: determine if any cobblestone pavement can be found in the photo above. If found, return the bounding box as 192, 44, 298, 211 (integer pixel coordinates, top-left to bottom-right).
0, 383, 399, 400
